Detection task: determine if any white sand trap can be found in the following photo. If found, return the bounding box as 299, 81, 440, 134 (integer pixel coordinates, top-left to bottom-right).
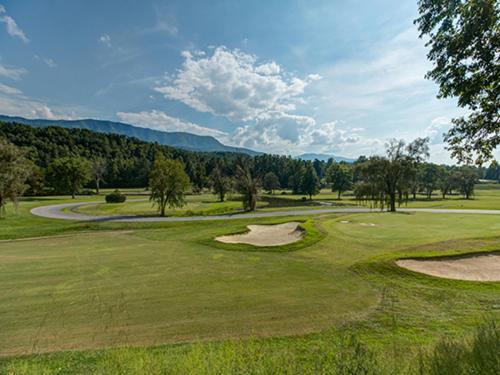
216, 222, 304, 247
397, 254, 500, 281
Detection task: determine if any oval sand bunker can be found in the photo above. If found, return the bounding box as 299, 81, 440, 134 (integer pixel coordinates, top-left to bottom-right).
216, 222, 303, 247
397, 254, 500, 281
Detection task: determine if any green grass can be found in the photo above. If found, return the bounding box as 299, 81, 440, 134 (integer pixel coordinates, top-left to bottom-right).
73, 193, 264, 217
0, 194, 499, 373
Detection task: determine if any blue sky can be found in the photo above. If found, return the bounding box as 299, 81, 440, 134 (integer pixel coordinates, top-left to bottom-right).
0, 0, 493, 163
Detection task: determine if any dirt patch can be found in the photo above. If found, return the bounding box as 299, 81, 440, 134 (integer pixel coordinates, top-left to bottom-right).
396, 254, 500, 281
215, 222, 304, 247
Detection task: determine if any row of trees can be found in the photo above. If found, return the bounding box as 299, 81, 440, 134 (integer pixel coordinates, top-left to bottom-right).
0, 122, 492, 216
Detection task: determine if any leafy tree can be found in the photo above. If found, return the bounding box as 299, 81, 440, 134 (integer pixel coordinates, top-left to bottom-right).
457, 166, 479, 199
355, 138, 430, 212
262, 172, 280, 194
211, 165, 231, 202
149, 155, 190, 217
438, 167, 452, 199
91, 158, 106, 194
415, 0, 499, 164
326, 163, 353, 199
234, 162, 258, 211
0, 139, 33, 217
47, 157, 90, 199
301, 163, 321, 199
485, 160, 500, 181
288, 162, 306, 194
420, 163, 441, 199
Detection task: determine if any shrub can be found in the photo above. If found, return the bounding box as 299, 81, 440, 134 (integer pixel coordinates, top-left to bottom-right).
105, 190, 126, 203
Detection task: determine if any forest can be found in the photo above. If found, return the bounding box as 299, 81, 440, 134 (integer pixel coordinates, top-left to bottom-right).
1, 120, 499, 208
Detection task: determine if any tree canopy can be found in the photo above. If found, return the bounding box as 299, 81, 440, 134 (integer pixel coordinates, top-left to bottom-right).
0, 139, 33, 216
415, 0, 499, 164
149, 155, 191, 217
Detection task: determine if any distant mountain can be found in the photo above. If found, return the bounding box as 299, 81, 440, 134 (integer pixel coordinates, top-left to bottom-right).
295, 153, 355, 163
0, 115, 260, 155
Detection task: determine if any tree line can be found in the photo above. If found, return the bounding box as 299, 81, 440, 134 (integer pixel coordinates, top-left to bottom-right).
0, 121, 496, 216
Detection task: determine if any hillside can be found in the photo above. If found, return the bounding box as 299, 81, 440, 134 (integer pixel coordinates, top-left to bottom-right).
295, 153, 355, 163
0, 115, 260, 155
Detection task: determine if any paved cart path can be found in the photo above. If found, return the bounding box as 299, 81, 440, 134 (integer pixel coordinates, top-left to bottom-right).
30, 202, 500, 222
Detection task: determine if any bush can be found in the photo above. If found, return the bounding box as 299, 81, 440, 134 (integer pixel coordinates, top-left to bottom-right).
79, 189, 95, 196
105, 190, 126, 203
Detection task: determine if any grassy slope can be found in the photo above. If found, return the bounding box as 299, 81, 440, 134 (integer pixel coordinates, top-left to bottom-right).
0, 194, 499, 372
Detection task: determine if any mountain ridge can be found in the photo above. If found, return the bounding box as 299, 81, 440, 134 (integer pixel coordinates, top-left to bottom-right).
0, 115, 260, 155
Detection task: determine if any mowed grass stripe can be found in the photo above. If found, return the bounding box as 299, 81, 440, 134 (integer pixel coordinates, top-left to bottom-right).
0, 227, 375, 356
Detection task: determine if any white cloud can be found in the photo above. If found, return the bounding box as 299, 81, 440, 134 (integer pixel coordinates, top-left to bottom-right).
116, 110, 228, 139
99, 34, 112, 47
0, 82, 22, 95
34, 54, 57, 68
425, 116, 451, 144
0, 94, 57, 119
155, 46, 321, 121
0, 5, 29, 43
0, 63, 26, 79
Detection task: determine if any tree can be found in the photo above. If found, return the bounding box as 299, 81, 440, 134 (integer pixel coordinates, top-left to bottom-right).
149, 155, 190, 217
0, 139, 33, 217
438, 167, 452, 199
326, 163, 353, 199
47, 157, 90, 199
415, 0, 499, 164
457, 166, 479, 199
485, 160, 500, 181
301, 163, 321, 199
420, 163, 441, 199
211, 165, 231, 202
234, 162, 258, 211
262, 172, 280, 194
355, 138, 430, 212
288, 162, 305, 194
91, 158, 106, 194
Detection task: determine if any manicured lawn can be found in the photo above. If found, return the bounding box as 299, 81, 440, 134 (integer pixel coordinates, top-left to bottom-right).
73, 193, 253, 217
0, 195, 499, 373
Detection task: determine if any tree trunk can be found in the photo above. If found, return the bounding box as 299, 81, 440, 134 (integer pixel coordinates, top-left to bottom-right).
96, 179, 100, 195
72, 190, 75, 199
338, 191, 341, 200
389, 193, 396, 212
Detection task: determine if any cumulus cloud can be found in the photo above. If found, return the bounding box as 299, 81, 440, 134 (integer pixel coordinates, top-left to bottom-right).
425, 116, 451, 144
99, 34, 112, 47
117, 110, 228, 139
0, 94, 57, 119
155, 46, 321, 121
0, 5, 29, 43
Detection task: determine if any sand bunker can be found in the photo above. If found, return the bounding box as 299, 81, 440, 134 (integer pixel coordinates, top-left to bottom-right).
397, 254, 500, 281
216, 222, 303, 247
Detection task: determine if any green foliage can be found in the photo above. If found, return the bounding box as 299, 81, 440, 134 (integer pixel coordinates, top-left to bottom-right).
47, 157, 91, 199
326, 162, 353, 199
415, 0, 499, 164
262, 171, 280, 194
234, 162, 258, 211
149, 155, 190, 216
301, 163, 320, 199
0, 139, 33, 217
210, 165, 231, 202
419, 321, 499, 375
355, 138, 430, 211
105, 189, 127, 203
